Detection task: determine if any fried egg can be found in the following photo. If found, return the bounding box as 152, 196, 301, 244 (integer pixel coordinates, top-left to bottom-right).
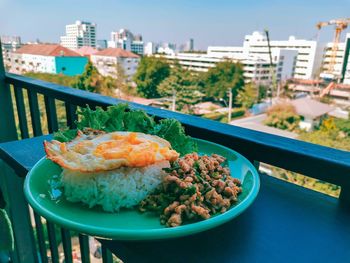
44, 131, 179, 173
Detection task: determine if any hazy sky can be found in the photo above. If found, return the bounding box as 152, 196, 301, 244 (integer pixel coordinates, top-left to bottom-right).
1, 0, 350, 50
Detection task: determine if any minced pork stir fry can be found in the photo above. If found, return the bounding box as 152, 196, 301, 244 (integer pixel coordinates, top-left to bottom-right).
139, 153, 242, 227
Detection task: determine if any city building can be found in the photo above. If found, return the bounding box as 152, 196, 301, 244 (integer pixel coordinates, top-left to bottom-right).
97, 39, 107, 50
108, 29, 144, 55
156, 42, 177, 55
60, 20, 96, 49
159, 31, 323, 85
207, 32, 324, 80
319, 33, 350, 84
76, 46, 98, 57
162, 48, 296, 85
1, 36, 22, 70
90, 48, 140, 80
10, 44, 88, 76
243, 32, 323, 80
185, 38, 194, 52
144, 42, 157, 56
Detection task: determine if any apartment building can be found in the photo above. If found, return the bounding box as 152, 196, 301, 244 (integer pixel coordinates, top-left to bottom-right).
319, 33, 350, 85
161, 31, 323, 84
144, 42, 157, 56
163, 52, 288, 85
242, 32, 323, 80
108, 29, 144, 55
60, 20, 97, 49
10, 44, 88, 76
208, 32, 323, 80
1, 36, 22, 70
163, 46, 296, 85
90, 48, 140, 80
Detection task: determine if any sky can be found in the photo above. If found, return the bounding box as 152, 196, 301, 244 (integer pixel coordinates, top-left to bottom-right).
1, 0, 350, 50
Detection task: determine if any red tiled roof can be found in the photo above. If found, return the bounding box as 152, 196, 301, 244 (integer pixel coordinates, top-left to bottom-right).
15, 44, 81, 57
290, 78, 323, 85
93, 48, 140, 58
76, 46, 98, 56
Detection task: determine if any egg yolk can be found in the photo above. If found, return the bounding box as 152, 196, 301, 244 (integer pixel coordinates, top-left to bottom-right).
93, 132, 177, 167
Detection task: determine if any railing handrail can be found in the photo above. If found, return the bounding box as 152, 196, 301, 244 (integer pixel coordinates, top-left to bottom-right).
5, 72, 350, 201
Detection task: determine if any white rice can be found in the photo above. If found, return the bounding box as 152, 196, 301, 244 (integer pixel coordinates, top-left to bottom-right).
60, 161, 169, 212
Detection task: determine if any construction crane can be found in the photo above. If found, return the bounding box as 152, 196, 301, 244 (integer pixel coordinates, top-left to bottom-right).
316, 18, 350, 80
264, 29, 277, 102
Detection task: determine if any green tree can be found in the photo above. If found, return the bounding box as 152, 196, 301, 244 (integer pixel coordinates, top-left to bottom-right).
236, 83, 258, 109
157, 64, 204, 111
133, 56, 170, 98
72, 61, 100, 93
72, 61, 116, 96
264, 103, 300, 131
114, 63, 136, 98
258, 84, 268, 102
201, 61, 244, 100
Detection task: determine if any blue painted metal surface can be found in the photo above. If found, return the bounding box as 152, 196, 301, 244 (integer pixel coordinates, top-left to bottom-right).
0, 136, 349, 263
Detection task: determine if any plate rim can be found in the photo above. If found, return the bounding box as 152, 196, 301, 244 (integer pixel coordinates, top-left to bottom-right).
24, 138, 260, 240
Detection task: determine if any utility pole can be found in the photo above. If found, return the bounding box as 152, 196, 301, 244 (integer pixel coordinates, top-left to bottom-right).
171, 87, 176, 112
228, 88, 232, 123
264, 29, 277, 103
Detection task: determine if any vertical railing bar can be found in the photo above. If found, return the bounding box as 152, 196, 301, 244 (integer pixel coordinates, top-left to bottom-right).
78, 234, 90, 263
65, 102, 77, 129
0, 161, 37, 263
13, 85, 29, 139
46, 221, 59, 263
44, 96, 58, 133
27, 89, 42, 137
60, 228, 73, 263
0, 40, 18, 142
102, 245, 113, 263
33, 213, 48, 263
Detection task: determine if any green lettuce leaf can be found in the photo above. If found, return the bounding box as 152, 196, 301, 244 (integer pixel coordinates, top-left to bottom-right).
54, 104, 197, 156
152, 119, 197, 156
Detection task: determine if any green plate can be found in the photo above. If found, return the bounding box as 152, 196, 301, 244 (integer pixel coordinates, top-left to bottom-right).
24, 138, 260, 240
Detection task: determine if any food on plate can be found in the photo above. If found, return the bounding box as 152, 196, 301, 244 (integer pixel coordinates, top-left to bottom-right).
54, 104, 197, 156
45, 130, 179, 172
139, 153, 242, 227
44, 104, 242, 227
45, 129, 179, 211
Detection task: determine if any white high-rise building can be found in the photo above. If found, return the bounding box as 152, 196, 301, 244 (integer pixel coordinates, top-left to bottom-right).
321, 42, 345, 79
185, 38, 194, 52
162, 50, 297, 85
320, 33, 350, 84
208, 32, 324, 80
144, 42, 157, 56
60, 20, 96, 50
108, 29, 144, 55
161, 32, 305, 85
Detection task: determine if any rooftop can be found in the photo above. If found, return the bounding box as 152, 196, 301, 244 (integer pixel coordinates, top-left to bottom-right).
93, 48, 140, 58
230, 114, 298, 139
75, 46, 98, 56
15, 44, 81, 57
291, 97, 333, 118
